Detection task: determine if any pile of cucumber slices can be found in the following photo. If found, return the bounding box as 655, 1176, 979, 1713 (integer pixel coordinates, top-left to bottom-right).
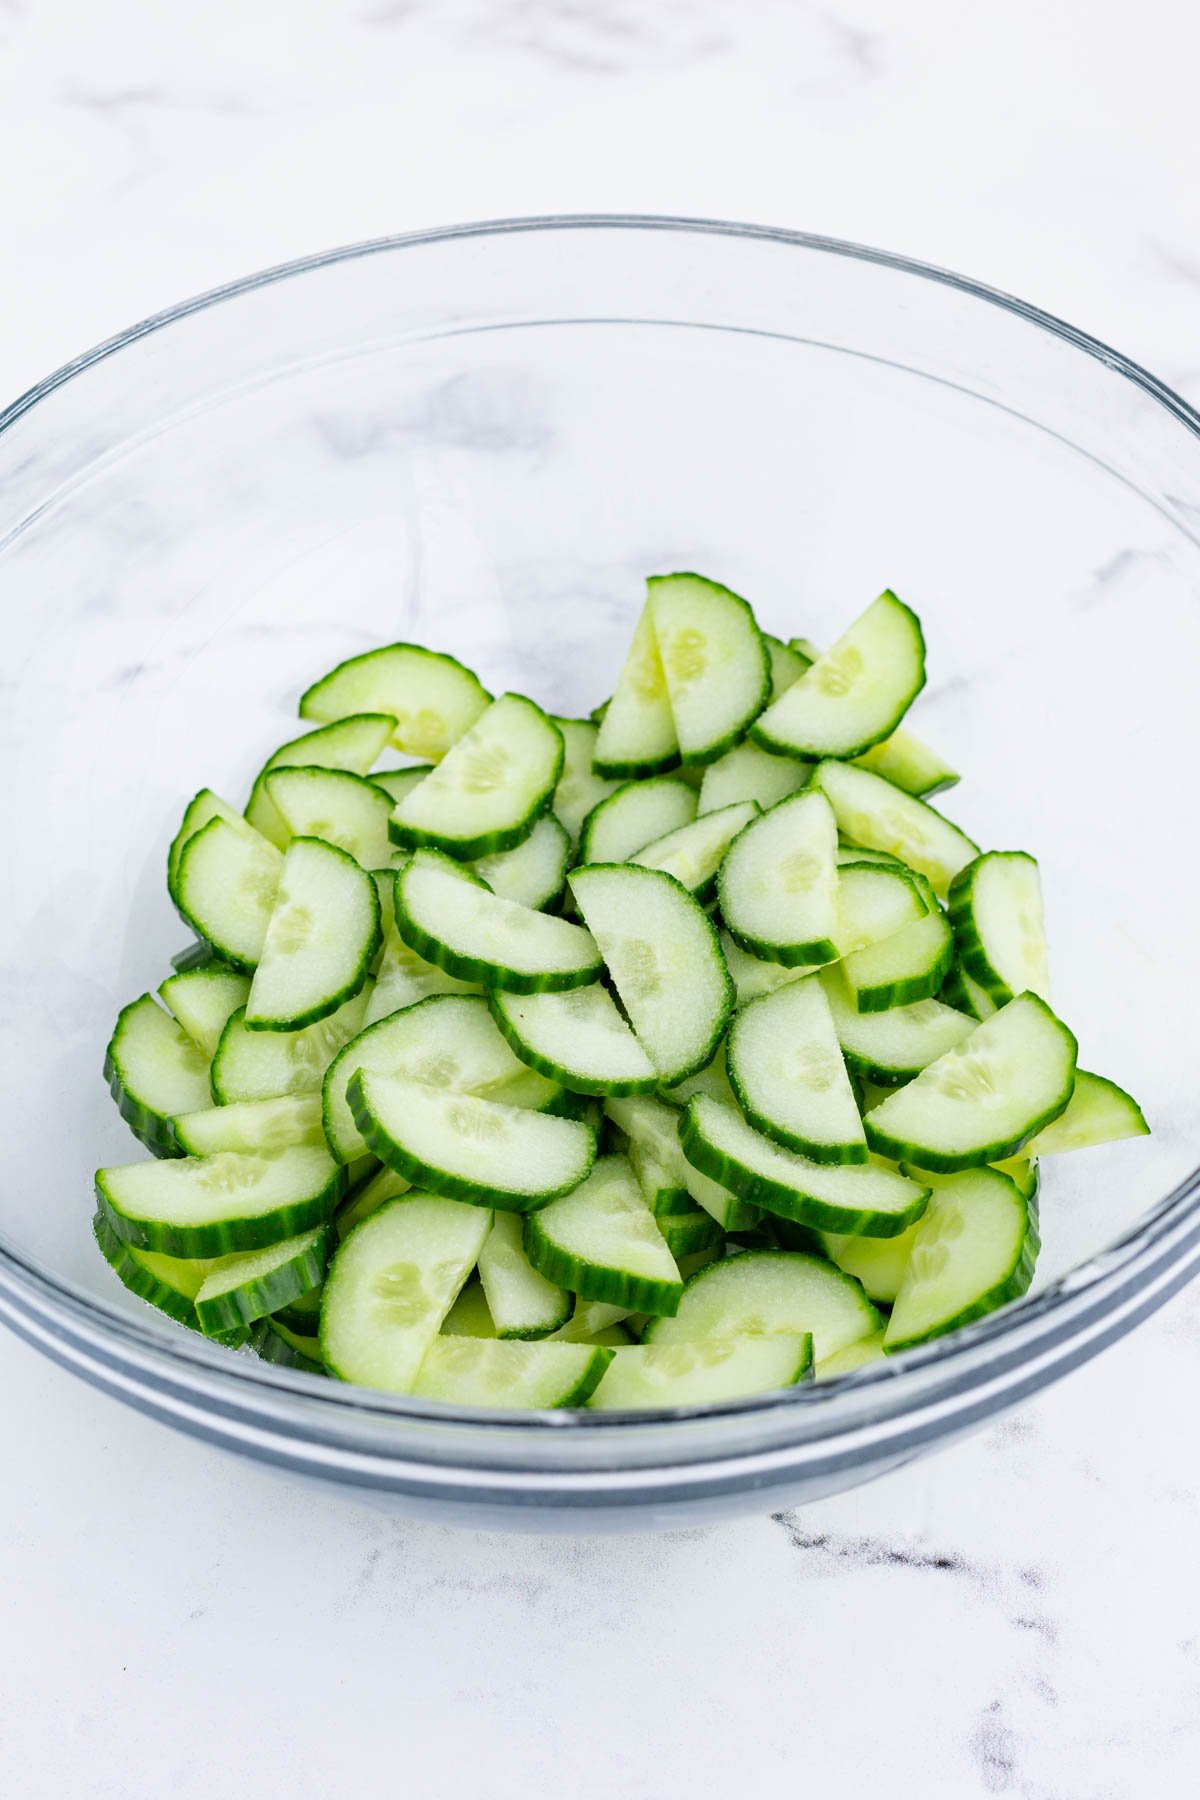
96, 574, 1149, 1412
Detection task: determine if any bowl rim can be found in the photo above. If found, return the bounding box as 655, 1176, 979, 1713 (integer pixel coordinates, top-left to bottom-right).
2, 211, 1199, 1459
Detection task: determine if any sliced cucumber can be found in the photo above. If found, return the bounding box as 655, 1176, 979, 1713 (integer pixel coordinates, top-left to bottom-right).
940, 958, 997, 1021
811, 760, 978, 899
158, 963, 251, 1061
471, 814, 570, 911
97, 1143, 345, 1257
578, 774, 697, 866
245, 714, 397, 847
194, 1223, 333, 1336
168, 789, 264, 905
170, 942, 216, 974
274, 1283, 323, 1334
822, 964, 975, 1084
662, 1047, 737, 1110
816, 1332, 887, 1379
657, 1206, 724, 1259
104, 993, 212, 1157
626, 1136, 692, 1216
592, 599, 679, 778
264, 766, 393, 869
589, 1334, 811, 1410
174, 816, 284, 972
395, 851, 600, 994
840, 908, 955, 1012
718, 789, 840, 966
752, 591, 925, 759
413, 1337, 612, 1408
822, 1221, 922, 1304
323, 992, 538, 1163
727, 978, 867, 1163
550, 718, 620, 843
990, 1154, 1039, 1199
864, 993, 1077, 1170
93, 1209, 209, 1328
604, 1095, 759, 1232
320, 1193, 491, 1391
477, 1213, 572, 1339
697, 740, 810, 816
489, 985, 658, 1097
947, 851, 1050, 1005
389, 693, 562, 859
336, 1165, 410, 1241
853, 728, 959, 798
244, 838, 380, 1032
368, 765, 432, 806
299, 642, 491, 759
570, 864, 733, 1083
764, 634, 811, 698
258, 1321, 326, 1372
647, 572, 770, 766
719, 932, 810, 1006
682, 1096, 929, 1237
833, 860, 928, 957
645, 1249, 880, 1362
524, 1154, 683, 1315
631, 800, 759, 902
348, 1070, 595, 1211
172, 1093, 326, 1157
364, 887, 481, 1026
441, 1278, 497, 1338
1023, 1069, 1149, 1156
549, 1299, 633, 1342
211, 990, 369, 1104
885, 1168, 1039, 1350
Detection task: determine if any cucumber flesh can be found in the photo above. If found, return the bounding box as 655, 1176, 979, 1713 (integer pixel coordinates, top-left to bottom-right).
471, 813, 570, 911
718, 789, 840, 966
698, 740, 810, 816
298, 642, 491, 759
97, 1143, 345, 1257
719, 932, 812, 1006
211, 990, 370, 1104
175, 817, 284, 972
885, 1167, 1039, 1349
524, 1154, 683, 1315
550, 718, 620, 843
412, 1337, 612, 1408
764, 634, 811, 698
477, 1211, 572, 1339
647, 572, 771, 767
93, 1209, 210, 1328
389, 693, 563, 859
822, 1222, 922, 1304
840, 908, 955, 1012
158, 964, 251, 1061
853, 728, 959, 798
489, 985, 658, 1097
593, 600, 680, 778
603, 1094, 759, 1232
645, 1249, 880, 1362
948, 851, 1050, 1005
579, 774, 697, 865
631, 800, 759, 901
245, 714, 397, 847
172, 1092, 326, 1156
336, 1165, 410, 1241
1023, 1069, 1149, 1156
245, 838, 380, 1032
752, 591, 925, 759
194, 1223, 333, 1336
104, 993, 212, 1157
833, 861, 928, 957
168, 789, 263, 904
940, 959, 997, 1021
822, 964, 975, 1084
395, 852, 601, 993
441, 1278, 497, 1338
811, 760, 978, 899
588, 1335, 812, 1410
816, 1332, 887, 1379
727, 978, 867, 1164
368, 766, 432, 806
265, 767, 393, 869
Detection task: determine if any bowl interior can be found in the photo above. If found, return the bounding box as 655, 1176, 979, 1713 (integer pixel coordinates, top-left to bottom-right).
1, 221, 1197, 1379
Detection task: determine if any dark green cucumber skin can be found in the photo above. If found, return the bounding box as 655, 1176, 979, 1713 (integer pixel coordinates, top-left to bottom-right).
194, 1224, 333, 1336
577, 776, 694, 865
726, 999, 868, 1166
749, 591, 926, 761
95, 1163, 347, 1259
487, 994, 660, 1099
346, 1069, 596, 1213
274, 1287, 323, 1333
243, 838, 381, 1034
771, 1219, 827, 1256
103, 1046, 183, 1159
642, 1248, 881, 1345
255, 1321, 327, 1373
244, 712, 400, 837
170, 941, 214, 974
522, 1216, 683, 1317
558, 1347, 616, 1406
648, 573, 772, 769
946, 852, 1037, 1006
299, 642, 490, 729
658, 1208, 724, 1258
885, 1191, 1041, 1352
388, 705, 565, 862
173, 816, 269, 975
680, 1100, 930, 1239
542, 1087, 598, 1124
938, 960, 991, 1020
392, 866, 602, 996
849, 919, 955, 1014
719, 916, 838, 971
92, 1211, 198, 1326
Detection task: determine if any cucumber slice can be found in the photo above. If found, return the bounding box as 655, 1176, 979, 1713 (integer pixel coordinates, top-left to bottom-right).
471, 814, 570, 911
884, 1168, 1039, 1349
698, 741, 810, 816
657, 1206, 724, 1259
811, 760, 978, 899
323, 992, 538, 1163
441, 1278, 497, 1338
158, 963, 251, 1061
752, 591, 925, 759
524, 1154, 683, 1315
168, 789, 264, 905
840, 908, 955, 1012
170, 942, 217, 973
833, 861, 928, 957
853, 728, 960, 799
320, 1193, 491, 1391
578, 774, 697, 866
549, 1299, 633, 1342
947, 851, 1050, 1005
647, 572, 771, 766
550, 718, 620, 843
719, 932, 811, 1006
822, 964, 975, 1084
989, 1154, 1039, 1199
368, 766, 433, 806
364, 879, 481, 1025
395, 852, 601, 994
489, 985, 659, 1097
815, 1332, 887, 1379
631, 800, 759, 902
299, 642, 491, 759
211, 990, 369, 1103
682, 1096, 929, 1236
97, 1143, 345, 1257
274, 1283, 322, 1333
1023, 1069, 1149, 1156
589, 1334, 812, 1410
662, 1047, 737, 1109
93, 1209, 209, 1328
939, 957, 997, 1020
864, 993, 1077, 1170
413, 1337, 612, 1408
246, 714, 398, 847
348, 1070, 596, 1211
764, 634, 811, 699
727, 978, 867, 1163
194, 1223, 333, 1336
592, 599, 680, 778
604, 1095, 759, 1231
264, 767, 393, 869
258, 1321, 326, 1372
336, 1164, 410, 1240
822, 1221, 922, 1303
175, 816, 284, 972
626, 1137, 692, 1215
717, 789, 840, 965
389, 693, 562, 859
172, 1093, 326, 1157
104, 994, 212, 1157
477, 1212, 572, 1339
644, 1249, 880, 1361
570, 864, 733, 1084
244, 838, 380, 1032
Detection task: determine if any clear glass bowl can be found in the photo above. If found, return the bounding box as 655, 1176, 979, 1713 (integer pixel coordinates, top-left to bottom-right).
2, 216, 1198, 1531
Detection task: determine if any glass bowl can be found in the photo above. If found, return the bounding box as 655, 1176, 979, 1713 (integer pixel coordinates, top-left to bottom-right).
2, 216, 1198, 1532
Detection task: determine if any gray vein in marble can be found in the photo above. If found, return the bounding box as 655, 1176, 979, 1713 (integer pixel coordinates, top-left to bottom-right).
310, 375, 553, 460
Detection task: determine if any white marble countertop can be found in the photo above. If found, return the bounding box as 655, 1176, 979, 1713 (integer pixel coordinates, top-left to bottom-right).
3, 4, 1199, 1794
